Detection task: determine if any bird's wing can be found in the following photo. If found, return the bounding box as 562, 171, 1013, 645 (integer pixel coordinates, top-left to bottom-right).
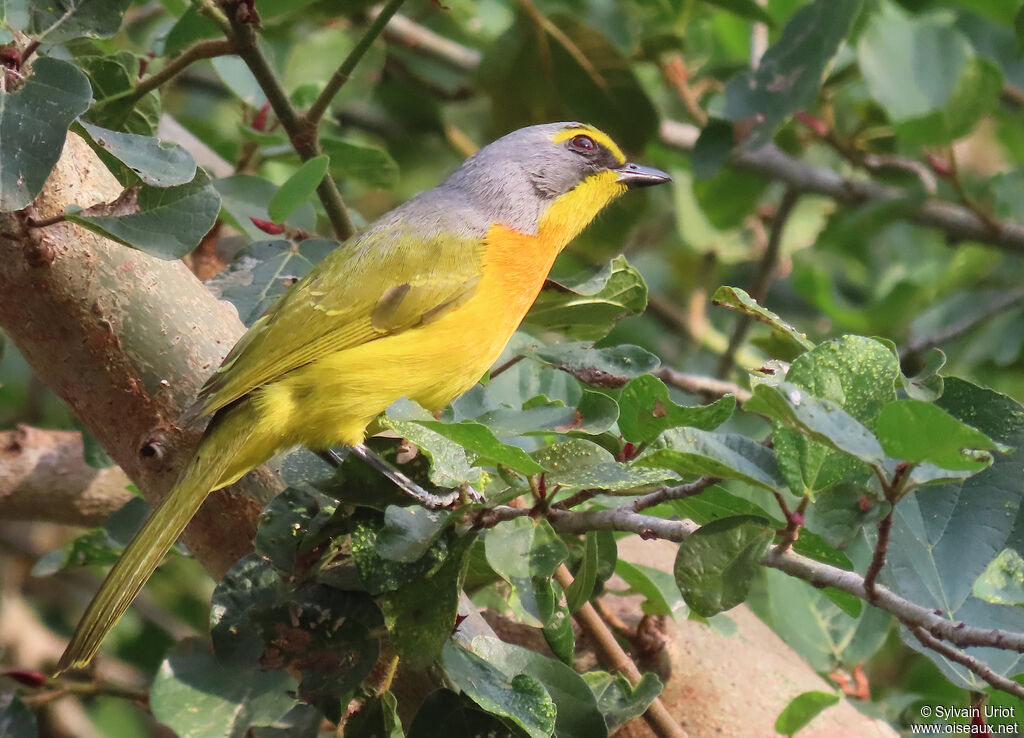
186, 219, 486, 420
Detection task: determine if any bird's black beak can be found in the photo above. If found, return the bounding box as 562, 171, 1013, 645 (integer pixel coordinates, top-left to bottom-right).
616, 162, 672, 188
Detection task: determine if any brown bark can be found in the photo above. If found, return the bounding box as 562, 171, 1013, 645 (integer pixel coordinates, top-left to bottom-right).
0, 425, 133, 527
0, 133, 278, 577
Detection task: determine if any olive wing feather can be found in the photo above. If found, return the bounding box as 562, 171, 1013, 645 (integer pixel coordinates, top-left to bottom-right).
185, 224, 485, 421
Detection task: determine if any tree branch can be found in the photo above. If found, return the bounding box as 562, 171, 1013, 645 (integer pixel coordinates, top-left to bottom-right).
306, 0, 405, 126
553, 565, 688, 738
133, 38, 235, 102
0, 426, 134, 528
907, 625, 1024, 701
659, 121, 1024, 256
514, 504, 1024, 655
0, 133, 277, 578
652, 366, 751, 404
369, 11, 1024, 255
901, 286, 1024, 362
226, 20, 355, 240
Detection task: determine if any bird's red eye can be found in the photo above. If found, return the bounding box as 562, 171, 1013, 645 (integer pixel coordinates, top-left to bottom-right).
570, 134, 596, 152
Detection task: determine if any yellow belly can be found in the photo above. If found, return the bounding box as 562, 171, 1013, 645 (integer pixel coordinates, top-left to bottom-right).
255, 224, 558, 450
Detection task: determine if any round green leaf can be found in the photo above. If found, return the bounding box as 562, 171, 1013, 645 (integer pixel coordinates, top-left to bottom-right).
0, 57, 92, 211
674, 514, 774, 617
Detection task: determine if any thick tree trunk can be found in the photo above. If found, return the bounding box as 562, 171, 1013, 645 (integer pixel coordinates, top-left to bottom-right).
0, 133, 277, 577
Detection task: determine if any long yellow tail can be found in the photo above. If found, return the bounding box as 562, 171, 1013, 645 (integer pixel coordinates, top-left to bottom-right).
58, 402, 271, 672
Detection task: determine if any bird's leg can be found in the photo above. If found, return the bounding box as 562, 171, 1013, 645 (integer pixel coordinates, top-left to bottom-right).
316, 444, 462, 509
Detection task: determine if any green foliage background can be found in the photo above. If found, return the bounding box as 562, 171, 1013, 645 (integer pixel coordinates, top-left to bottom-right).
2, 0, 1024, 735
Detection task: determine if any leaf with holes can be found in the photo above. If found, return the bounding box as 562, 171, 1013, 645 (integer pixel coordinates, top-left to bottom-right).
207, 239, 338, 325
76, 120, 196, 187
66, 170, 221, 259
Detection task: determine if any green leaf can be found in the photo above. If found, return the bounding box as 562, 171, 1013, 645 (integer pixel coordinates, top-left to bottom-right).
887, 379, 1024, 688
858, 5, 1002, 144
524, 256, 648, 341
902, 347, 945, 401
0, 57, 92, 211
477, 11, 658, 152
28, 0, 130, 43
746, 382, 886, 473
82, 52, 161, 135
748, 567, 892, 672
618, 374, 735, 444
214, 174, 319, 240
322, 138, 399, 189
211, 558, 382, 716
407, 689, 517, 738
673, 515, 773, 617
349, 513, 450, 596
521, 341, 660, 388
614, 559, 688, 620
564, 531, 599, 613
0, 692, 38, 738
876, 399, 1006, 472
774, 691, 840, 736
581, 671, 662, 733
1017, 3, 1024, 53
413, 419, 546, 475
486, 518, 568, 626
691, 118, 734, 180
441, 640, 557, 738
723, 0, 862, 147
345, 692, 404, 738
267, 155, 329, 224
711, 286, 814, 351
209, 239, 337, 326
639, 427, 783, 491
162, 6, 220, 57
472, 636, 608, 738
383, 533, 475, 669
77, 120, 196, 187
703, 0, 774, 25
66, 170, 221, 260
376, 505, 452, 564
473, 391, 618, 437
255, 486, 338, 574
973, 549, 1024, 607
766, 336, 900, 495
383, 398, 475, 487
542, 594, 575, 665
532, 438, 678, 490
150, 638, 298, 738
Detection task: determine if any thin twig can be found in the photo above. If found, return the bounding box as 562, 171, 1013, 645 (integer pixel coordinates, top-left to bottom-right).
227, 20, 354, 240
717, 188, 800, 377
306, 0, 405, 126
130, 39, 235, 103
862, 507, 893, 602
554, 565, 688, 738
901, 287, 1024, 362
652, 366, 751, 404
907, 625, 1024, 701
489, 355, 524, 380
538, 505, 1024, 652
632, 477, 719, 513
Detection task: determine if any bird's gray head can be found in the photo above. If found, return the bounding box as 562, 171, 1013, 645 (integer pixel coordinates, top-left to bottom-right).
437, 122, 671, 235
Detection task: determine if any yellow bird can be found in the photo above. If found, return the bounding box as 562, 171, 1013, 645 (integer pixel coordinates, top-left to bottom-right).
59, 122, 670, 671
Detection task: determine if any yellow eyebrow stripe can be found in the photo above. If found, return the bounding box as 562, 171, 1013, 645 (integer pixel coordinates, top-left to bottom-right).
551, 125, 627, 164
